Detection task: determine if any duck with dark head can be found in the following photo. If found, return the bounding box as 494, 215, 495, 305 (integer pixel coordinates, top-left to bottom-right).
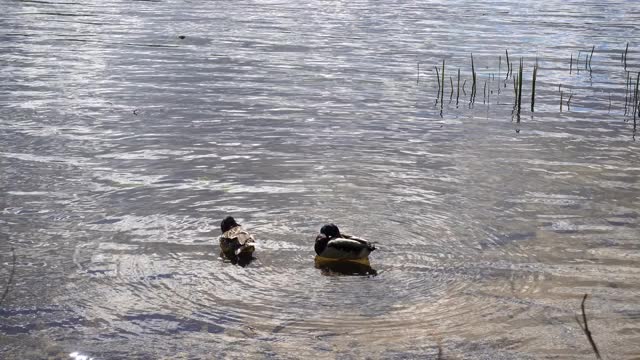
314, 223, 376, 260
219, 216, 255, 265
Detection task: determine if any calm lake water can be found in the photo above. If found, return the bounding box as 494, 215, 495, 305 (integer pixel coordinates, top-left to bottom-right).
1, 0, 639, 358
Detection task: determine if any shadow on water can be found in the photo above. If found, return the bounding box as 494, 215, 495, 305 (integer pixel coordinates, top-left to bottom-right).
314, 256, 377, 276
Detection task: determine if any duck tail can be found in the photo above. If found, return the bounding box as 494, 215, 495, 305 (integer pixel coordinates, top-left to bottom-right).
235, 243, 255, 256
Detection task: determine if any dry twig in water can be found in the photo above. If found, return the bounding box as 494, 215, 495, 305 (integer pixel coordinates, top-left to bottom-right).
575, 294, 602, 360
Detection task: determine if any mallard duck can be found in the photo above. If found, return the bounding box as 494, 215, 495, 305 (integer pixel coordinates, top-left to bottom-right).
314, 224, 375, 260
219, 216, 255, 261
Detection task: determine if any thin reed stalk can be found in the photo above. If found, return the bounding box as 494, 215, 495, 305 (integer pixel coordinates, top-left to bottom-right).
567, 92, 573, 111
513, 74, 518, 103
585, 49, 589, 70
517, 58, 523, 114
560, 87, 563, 112
505, 49, 510, 79
449, 76, 454, 102
456, 69, 461, 105
570, 53, 573, 74
483, 81, 487, 104
440, 59, 446, 108
624, 42, 629, 69
633, 72, 640, 122
588, 46, 595, 69
0, 247, 16, 307
625, 71, 630, 115
435, 66, 441, 103
471, 53, 477, 103
531, 60, 538, 112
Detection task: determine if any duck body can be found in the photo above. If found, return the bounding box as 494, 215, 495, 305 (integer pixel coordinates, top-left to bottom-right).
315, 234, 375, 260
314, 224, 376, 260
219, 216, 255, 262
219, 226, 255, 259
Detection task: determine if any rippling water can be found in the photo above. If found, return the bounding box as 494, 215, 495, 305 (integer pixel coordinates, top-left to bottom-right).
1, 0, 640, 358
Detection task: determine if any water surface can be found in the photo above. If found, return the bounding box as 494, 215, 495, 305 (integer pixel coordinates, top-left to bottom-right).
1, 0, 639, 358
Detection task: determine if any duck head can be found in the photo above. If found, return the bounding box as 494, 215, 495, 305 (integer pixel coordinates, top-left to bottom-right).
320, 223, 341, 239
220, 216, 240, 233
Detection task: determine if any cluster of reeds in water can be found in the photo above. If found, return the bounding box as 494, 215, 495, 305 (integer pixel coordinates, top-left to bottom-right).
421, 43, 640, 136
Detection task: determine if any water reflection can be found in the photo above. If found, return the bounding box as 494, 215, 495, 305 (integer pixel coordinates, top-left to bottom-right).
314, 256, 377, 276
222, 254, 255, 268
69, 352, 93, 360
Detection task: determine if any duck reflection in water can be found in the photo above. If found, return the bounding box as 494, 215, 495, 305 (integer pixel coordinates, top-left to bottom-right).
218, 216, 256, 267
314, 223, 377, 276
314, 256, 377, 276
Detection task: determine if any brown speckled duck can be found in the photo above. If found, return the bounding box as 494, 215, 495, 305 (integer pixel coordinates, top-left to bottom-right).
219, 216, 255, 261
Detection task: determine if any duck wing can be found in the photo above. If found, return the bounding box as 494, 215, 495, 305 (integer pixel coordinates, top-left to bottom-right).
327, 238, 367, 251
340, 235, 376, 250
319, 238, 374, 259
220, 226, 256, 257
234, 231, 255, 246
222, 227, 255, 245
